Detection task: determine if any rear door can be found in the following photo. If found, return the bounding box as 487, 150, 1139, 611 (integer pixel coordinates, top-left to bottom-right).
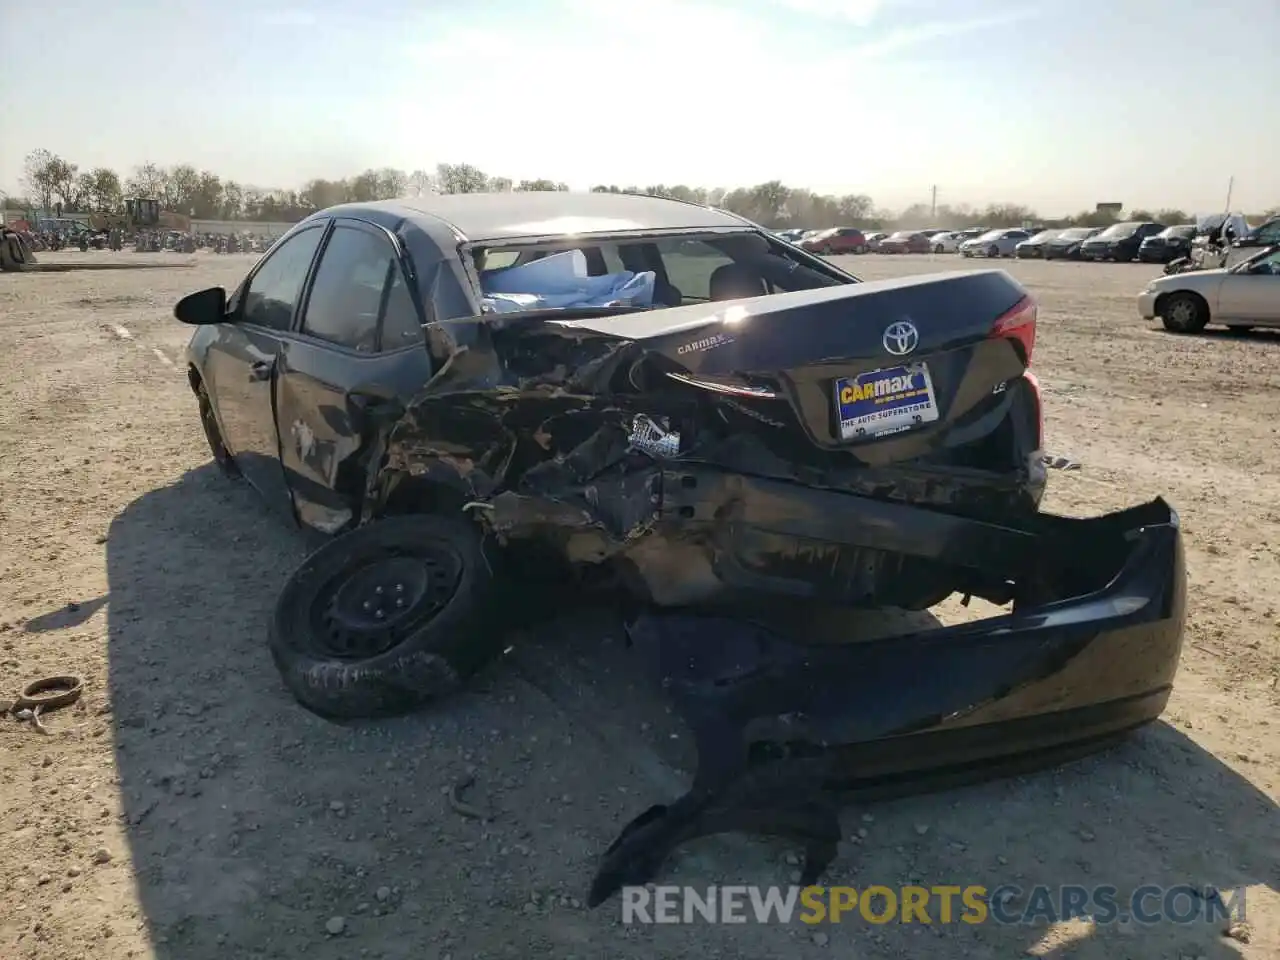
201, 224, 327, 517
275, 218, 432, 532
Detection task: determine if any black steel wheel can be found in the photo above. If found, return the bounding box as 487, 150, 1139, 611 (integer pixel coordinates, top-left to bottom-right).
270, 513, 504, 719
316, 548, 461, 660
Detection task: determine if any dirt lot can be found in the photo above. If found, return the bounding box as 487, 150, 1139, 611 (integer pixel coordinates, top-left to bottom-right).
1, 250, 1277, 960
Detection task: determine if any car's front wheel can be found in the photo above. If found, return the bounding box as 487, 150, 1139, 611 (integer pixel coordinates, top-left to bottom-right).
269, 514, 506, 719
1159, 292, 1209, 334
933, 244, 945, 254
987, 244, 1000, 258
196, 381, 239, 477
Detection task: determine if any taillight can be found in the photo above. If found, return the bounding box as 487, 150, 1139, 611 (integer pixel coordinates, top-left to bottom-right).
989, 294, 1037, 364
1022, 368, 1044, 450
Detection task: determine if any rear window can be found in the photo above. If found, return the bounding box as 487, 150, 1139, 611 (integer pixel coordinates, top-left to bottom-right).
468, 230, 852, 314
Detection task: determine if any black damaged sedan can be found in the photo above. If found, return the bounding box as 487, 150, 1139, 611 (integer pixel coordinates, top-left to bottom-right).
175, 194, 1185, 883
1042, 226, 1102, 260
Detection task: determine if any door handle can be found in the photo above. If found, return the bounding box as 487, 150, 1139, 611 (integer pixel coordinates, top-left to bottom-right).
250, 361, 272, 381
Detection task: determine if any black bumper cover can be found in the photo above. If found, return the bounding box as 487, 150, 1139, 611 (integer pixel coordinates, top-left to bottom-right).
588, 494, 1186, 904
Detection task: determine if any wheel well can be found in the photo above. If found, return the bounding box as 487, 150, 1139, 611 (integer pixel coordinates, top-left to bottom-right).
1154, 289, 1209, 318
187, 364, 203, 394
377, 475, 471, 518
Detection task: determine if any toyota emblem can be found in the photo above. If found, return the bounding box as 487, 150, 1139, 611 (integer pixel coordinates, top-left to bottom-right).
882, 320, 919, 356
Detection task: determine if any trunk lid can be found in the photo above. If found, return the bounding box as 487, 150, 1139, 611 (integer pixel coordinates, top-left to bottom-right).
553, 270, 1033, 453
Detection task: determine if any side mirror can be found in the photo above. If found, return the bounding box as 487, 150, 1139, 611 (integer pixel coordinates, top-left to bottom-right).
174, 286, 228, 325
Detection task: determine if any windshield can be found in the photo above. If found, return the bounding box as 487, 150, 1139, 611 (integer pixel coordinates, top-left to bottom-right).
1157, 225, 1195, 239
888, 231, 915, 239
1030, 230, 1059, 242
1056, 228, 1094, 240
1097, 221, 1141, 239
976, 230, 1004, 241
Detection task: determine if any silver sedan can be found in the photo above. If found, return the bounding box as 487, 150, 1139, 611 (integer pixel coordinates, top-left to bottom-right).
960, 229, 1032, 258
1138, 246, 1280, 333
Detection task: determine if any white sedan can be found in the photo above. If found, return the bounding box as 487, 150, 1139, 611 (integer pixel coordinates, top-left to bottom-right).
928, 232, 962, 253
1138, 246, 1280, 333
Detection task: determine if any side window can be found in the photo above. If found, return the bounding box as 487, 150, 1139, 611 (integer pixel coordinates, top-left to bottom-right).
479, 250, 520, 270
300, 225, 400, 352
241, 227, 324, 331
379, 266, 424, 349
598, 243, 627, 274
654, 238, 735, 301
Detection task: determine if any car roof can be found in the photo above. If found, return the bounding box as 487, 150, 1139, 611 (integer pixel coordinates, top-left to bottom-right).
312, 192, 753, 246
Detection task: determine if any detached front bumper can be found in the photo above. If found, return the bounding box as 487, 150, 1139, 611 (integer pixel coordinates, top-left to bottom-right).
587, 489, 1186, 904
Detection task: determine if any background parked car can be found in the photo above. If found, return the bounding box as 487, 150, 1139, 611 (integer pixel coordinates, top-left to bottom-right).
1139, 245, 1280, 333
1015, 229, 1063, 259
1043, 227, 1100, 260
1138, 224, 1196, 264
929, 232, 963, 253
960, 228, 1031, 258
863, 231, 889, 252
1079, 221, 1165, 262
877, 230, 931, 254
775, 228, 807, 243
798, 227, 867, 255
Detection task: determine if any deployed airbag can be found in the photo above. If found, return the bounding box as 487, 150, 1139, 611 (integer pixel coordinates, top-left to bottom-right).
480, 249, 656, 313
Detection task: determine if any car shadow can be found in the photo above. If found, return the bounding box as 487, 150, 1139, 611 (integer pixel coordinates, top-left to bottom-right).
1155, 325, 1280, 345
1198, 327, 1280, 344
106, 465, 1278, 960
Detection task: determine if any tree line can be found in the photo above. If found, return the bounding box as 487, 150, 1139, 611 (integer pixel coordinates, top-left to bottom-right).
11, 148, 1277, 231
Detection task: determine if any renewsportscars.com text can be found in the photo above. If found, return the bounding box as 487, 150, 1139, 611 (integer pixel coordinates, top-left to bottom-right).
621, 884, 1245, 926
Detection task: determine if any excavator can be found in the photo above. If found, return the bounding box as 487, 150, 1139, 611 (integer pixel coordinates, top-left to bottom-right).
86, 199, 191, 250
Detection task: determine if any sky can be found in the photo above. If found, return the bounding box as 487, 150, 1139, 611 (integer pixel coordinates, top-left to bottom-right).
1, 0, 1277, 216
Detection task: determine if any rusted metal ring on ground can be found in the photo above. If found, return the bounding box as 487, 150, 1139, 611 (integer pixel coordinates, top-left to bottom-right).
13, 675, 85, 713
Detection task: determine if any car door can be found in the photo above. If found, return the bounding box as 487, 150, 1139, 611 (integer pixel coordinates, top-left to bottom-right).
1217, 249, 1280, 322
200, 224, 327, 516
274, 218, 434, 533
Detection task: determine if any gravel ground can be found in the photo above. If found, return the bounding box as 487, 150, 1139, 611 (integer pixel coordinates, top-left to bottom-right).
1, 250, 1276, 960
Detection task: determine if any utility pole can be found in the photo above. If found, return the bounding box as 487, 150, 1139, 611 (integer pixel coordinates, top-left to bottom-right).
1223, 176, 1234, 213
930, 185, 937, 220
